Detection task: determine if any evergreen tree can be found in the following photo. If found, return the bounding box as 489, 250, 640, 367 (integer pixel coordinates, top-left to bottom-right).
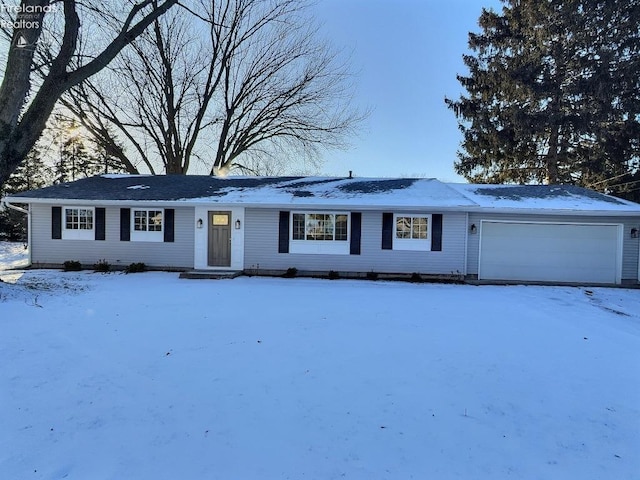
2, 147, 49, 194
446, 0, 640, 200
0, 147, 49, 241
58, 132, 96, 182
89, 135, 128, 176
0, 117, 125, 241
54, 118, 126, 183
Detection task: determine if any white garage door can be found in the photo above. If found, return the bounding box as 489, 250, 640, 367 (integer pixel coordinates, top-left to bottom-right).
479, 221, 621, 284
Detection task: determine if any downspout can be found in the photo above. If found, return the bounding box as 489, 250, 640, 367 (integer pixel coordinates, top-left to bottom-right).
1, 200, 31, 266
463, 212, 469, 278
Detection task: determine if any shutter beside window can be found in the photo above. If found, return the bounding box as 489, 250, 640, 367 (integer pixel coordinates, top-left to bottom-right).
95, 208, 106, 241
350, 212, 362, 255
52, 206, 62, 239
164, 209, 175, 243
381, 212, 393, 250
278, 211, 290, 253
120, 208, 131, 241
432, 214, 443, 251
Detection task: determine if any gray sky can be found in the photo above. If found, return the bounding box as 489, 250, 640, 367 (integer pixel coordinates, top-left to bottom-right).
312, 0, 503, 182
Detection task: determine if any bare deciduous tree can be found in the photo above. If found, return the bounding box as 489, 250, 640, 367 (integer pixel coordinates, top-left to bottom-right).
63, 0, 363, 176
0, 0, 178, 188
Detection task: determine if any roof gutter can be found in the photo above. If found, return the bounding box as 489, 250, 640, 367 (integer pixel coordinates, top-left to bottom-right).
2, 199, 29, 215
7, 196, 640, 217
2, 196, 478, 211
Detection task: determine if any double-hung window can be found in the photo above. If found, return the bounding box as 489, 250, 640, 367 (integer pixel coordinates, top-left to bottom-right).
134, 210, 163, 232
131, 209, 164, 241
292, 213, 348, 241
393, 214, 431, 250
62, 207, 94, 240
290, 212, 349, 254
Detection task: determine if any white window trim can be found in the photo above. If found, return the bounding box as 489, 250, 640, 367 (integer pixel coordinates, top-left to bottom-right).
62, 206, 95, 240
131, 208, 164, 242
393, 213, 432, 251
290, 211, 350, 255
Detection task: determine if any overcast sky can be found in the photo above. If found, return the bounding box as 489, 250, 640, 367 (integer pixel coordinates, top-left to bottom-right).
312, 0, 503, 182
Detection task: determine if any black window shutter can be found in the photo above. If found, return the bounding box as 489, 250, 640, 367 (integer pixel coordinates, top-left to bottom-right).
350, 212, 362, 255
381, 212, 393, 250
432, 214, 443, 251
120, 208, 131, 241
52, 206, 62, 239
164, 208, 175, 243
278, 211, 290, 253
95, 208, 106, 240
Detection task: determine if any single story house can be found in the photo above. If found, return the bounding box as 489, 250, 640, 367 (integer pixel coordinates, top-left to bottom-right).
3, 174, 640, 285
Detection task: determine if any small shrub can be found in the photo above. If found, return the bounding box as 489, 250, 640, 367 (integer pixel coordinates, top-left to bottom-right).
125, 262, 146, 274
94, 259, 111, 273
366, 271, 379, 281
410, 272, 423, 283
63, 260, 82, 272
283, 267, 298, 278
328, 270, 340, 280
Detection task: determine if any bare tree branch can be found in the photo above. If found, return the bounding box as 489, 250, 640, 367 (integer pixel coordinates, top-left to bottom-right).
62, 0, 364, 176
0, 0, 178, 186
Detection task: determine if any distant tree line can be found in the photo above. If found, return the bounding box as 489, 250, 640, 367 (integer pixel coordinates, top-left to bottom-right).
0, 115, 124, 240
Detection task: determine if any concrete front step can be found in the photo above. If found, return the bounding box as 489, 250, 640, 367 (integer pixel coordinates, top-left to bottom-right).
179, 270, 243, 280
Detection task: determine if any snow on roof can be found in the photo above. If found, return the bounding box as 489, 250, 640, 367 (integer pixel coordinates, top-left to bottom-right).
6, 175, 640, 213
193, 177, 476, 208
6, 175, 475, 209
447, 183, 640, 212
101, 174, 149, 179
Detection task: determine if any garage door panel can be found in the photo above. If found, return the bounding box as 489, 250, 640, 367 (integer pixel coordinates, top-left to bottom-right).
479, 222, 620, 284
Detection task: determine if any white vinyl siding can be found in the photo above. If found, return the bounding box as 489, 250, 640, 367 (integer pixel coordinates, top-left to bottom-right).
30, 204, 194, 269
244, 209, 466, 275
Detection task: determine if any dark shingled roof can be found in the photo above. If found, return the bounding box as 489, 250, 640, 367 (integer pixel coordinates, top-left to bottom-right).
8, 175, 436, 202
337, 178, 419, 194
7, 175, 639, 212
9, 175, 305, 201
473, 185, 626, 205
276, 178, 341, 190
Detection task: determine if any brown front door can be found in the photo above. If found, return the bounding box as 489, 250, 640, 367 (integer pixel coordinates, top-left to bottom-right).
208, 211, 231, 267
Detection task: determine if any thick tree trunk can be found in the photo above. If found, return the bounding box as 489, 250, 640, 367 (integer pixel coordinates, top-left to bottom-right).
0, 0, 49, 186
0, 80, 62, 186
0, 1, 48, 128
0, 0, 178, 187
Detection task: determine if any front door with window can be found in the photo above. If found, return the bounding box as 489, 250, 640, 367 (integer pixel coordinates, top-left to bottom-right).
208, 211, 231, 267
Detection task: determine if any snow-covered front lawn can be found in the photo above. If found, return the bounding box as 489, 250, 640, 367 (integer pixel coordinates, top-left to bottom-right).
0, 240, 28, 270
1, 243, 639, 479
